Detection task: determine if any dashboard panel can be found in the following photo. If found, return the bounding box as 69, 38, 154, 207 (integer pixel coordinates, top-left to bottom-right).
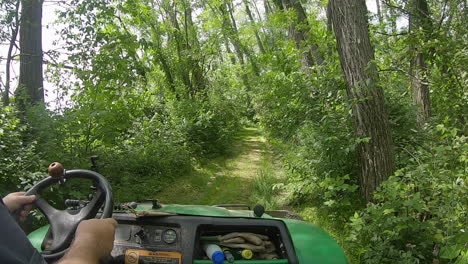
108, 213, 299, 264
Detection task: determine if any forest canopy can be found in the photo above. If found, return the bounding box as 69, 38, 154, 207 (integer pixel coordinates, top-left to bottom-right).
0, 0, 466, 263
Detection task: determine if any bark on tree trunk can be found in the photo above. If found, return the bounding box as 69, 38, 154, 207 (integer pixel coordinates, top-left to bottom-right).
264, 0, 273, 14
219, 1, 245, 65
243, 0, 266, 54
182, 0, 206, 95
3, 0, 21, 106
224, 39, 237, 64
376, 0, 383, 23
147, 22, 177, 93
384, 1, 397, 33
165, 3, 192, 89
329, 0, 395, 201
281, 0, 323, 69
409, 0, 432, 124
17, 0, 44, 109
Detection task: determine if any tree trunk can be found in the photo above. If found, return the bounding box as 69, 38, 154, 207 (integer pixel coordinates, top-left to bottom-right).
3, 0, 21, 106
281, 0, 324, 69
264, 0, 273, 14
16, 0, 44, 109
409, 0, 432, 124
329, 0, 395, 201
182, 0, 206, 95
147, 21, 177, 93
164, 3, 192, 89
243, 0, 266, 54
376, 0, 383, 23
227, 0, 260, 75
219, 1, 245, 65
383, 1, 397, 33
224, 39, 237, 64
251, 0, 264, 23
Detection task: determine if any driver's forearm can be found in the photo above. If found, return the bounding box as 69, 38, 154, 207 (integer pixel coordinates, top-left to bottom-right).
58, 241, 101, 264
59, 218, 117, 264
59, 256, 99, 264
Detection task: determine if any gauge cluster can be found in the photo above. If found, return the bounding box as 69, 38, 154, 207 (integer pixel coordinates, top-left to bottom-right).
136, 226, 179, 246
111, 223, 181, 253
107, 223, 183, 264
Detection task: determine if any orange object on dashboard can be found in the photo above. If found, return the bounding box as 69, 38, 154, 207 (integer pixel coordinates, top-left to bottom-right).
125, 249, 182, 264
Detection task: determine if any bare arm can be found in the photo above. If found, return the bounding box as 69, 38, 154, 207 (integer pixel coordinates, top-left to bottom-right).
59, 218, 117, 264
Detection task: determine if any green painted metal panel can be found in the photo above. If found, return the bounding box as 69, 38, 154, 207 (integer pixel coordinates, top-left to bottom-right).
159, 205, 255, 217
282, 219, 348, 264
136, 203, 273, 218
193, 260, 288, 264
27, 225, 49, 252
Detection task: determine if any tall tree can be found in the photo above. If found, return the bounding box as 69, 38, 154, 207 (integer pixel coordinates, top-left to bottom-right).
376, 0, 383, 23
1, 0, 21, 106
264, 0, 273, 15
408, 0, 432, 124
16, 0, 44, 109
328, 0, 395, 201
382, 0, 397, 33
217, 0, 246, 65
211, 0, 260, 74
243, 0, 266, 54
279, 0, 323, 68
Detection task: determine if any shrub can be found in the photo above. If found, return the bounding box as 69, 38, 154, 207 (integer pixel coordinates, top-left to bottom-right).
347, 124, 467, 264
95, 114, 193, 202
0, 106, 45, 193
172, 72, 243, 157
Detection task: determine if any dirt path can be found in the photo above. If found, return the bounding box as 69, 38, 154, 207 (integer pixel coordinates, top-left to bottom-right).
156, 127, 284, 207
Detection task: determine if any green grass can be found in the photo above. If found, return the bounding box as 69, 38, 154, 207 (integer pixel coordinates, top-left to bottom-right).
155, 127, 285, 208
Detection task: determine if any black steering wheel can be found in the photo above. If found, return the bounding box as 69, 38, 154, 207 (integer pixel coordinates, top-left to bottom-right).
24, 162, 114, 260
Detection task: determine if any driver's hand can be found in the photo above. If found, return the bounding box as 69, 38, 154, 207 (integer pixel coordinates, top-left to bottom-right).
2, 192, 36, 221
59, 218, 118, 264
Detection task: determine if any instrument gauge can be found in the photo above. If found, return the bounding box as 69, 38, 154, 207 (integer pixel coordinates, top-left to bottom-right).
162, 229, 177, 244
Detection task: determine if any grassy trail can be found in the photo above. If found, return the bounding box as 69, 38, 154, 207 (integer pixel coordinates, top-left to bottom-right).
155, 127, 351, 256
156, 127, 285, 207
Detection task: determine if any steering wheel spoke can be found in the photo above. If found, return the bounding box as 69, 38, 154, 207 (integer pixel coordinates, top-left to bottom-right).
35, 197, 59, 218
77, 188, 105, 219
44, 210, 80, 252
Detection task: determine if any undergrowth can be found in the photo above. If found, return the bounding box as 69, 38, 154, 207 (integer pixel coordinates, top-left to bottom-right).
262, 123, 467, 264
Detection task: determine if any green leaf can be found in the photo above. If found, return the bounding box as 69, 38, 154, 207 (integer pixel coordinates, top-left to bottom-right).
383, 209, 395, 215
454, 250, 467, 264
434, 233, 444, 242
440, 245, 463, 259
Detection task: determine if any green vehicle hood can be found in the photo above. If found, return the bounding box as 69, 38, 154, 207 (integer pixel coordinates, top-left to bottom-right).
282, 219, 348, 264
28, 203, 348, 263
137, 203, 262, 217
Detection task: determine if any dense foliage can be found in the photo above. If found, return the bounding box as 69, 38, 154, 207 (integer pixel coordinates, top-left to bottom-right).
0, 106, 45, 193
348, 125, 467, 263
0, 0, 466, 263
